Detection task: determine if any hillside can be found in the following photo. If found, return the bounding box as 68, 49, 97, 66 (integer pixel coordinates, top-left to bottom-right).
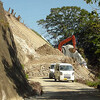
5, 8, 95, 82
5, 11, 50, 64
0, 2, 36, 100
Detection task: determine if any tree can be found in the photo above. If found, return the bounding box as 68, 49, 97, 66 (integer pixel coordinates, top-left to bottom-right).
84, 0, 100, 6
37, 6, 90, 45
75, 12, 100, 69
37, 6, 100, 69
83, 0, 100, 69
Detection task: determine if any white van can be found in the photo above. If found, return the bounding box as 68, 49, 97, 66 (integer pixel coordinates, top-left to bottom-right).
54, 63, 74, 82
49, 63, 55, 78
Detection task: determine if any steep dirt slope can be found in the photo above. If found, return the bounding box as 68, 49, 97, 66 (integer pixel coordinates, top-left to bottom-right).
5, 7, 95, 82
0, 2, 37, 100
6, 12, 50, 64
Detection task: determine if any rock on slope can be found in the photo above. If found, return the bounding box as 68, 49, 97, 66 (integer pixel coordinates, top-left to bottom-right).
5, 6, 94, 82
0, 2, 36, 100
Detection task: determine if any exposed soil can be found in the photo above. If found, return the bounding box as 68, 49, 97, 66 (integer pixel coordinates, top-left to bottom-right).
36, 44, 64, 56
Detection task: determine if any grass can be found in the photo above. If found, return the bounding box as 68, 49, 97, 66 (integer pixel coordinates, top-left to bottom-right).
21, 64, 24, 69
25, 74, 28, 79
21, 64, 29, 79
75, 78, 100, 88
86, 73, 100, 87
86, 80, 100, 87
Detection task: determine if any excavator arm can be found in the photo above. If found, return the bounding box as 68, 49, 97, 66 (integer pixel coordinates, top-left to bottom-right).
58, 35, 76, 51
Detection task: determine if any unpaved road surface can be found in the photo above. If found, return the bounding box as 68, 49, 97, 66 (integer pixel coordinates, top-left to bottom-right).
25, 77, 100, 100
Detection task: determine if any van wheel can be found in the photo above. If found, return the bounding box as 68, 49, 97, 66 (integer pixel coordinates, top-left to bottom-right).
72, 80, 74, 82
58, 77, 60, 81
55, 79, 57, 81
49, 75, 52, 79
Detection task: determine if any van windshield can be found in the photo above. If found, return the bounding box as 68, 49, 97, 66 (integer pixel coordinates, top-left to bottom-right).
59, 65, 73, 71
50, 65, 54, 69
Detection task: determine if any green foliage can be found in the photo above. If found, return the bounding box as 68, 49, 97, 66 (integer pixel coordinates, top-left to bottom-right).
25, 74, 28, 79
75, 79, 100, 87
84, 0, 100, 6
86, 80, 100, 87
84, 0, 94, 4
37, 6, 90, 44
97, 74, 100, 79
21, 64, 24, 69
76, 18, 100, 68
21, 64, 29, 79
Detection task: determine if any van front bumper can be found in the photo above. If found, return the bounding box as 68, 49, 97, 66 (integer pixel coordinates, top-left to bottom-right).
60, 74, 74, 81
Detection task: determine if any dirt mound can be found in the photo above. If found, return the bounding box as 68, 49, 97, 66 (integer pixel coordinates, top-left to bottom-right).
29, 81, 43, 96
36, 44, 64, 56
24, 55, 94, 81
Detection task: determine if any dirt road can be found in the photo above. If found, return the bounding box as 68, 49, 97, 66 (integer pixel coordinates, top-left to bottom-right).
25, 77, 100, 100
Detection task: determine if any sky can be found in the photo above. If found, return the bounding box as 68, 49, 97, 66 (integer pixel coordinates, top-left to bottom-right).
2, 0, 97, 36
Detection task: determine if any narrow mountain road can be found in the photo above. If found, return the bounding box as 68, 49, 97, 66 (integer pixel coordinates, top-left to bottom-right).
25, 77, 100, 100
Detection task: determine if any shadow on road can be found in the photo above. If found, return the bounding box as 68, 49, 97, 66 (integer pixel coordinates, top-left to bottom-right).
42, 77, 50, 79
35, 78, 100, 100
43, 78, 74, 83
26, 77, 100, 100
36, 90, 100, 100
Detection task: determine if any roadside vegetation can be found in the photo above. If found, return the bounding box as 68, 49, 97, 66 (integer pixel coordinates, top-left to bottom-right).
37, 6, 100, 75
75, 78, 100, 88
86, 80, 100, 87
21, 64, 29, 79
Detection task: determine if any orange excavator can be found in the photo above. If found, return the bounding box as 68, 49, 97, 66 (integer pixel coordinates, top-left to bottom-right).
58, 35, 76, 53
58, 35, 88, 68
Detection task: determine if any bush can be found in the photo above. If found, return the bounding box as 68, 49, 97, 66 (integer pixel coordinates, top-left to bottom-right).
25, 74, 28, 79
97, 74, 100, 79
21, 64, 28, 79
86, 80, 100, 87
21, 64, 24, 69
75, 78, 100, 88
